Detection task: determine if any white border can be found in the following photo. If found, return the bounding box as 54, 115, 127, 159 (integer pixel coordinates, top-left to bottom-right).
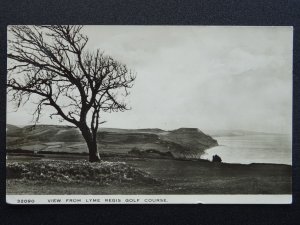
6, 195, 292, 204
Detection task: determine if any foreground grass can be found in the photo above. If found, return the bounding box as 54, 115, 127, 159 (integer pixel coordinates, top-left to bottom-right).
6, 157, 292, 194
6, 180, 166, 195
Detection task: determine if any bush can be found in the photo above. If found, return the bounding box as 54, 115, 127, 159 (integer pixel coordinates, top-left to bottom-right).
128, 147, 142, 155
212, 154, 222, 163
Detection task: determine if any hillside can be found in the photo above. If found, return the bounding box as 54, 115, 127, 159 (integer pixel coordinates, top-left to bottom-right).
6, 124, 218, 159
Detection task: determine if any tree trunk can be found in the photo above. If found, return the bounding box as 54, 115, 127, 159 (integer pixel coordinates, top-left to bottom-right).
87, 138, 100, 162
79, 125, 101, 162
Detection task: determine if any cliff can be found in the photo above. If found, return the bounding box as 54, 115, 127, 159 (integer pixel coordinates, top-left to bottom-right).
6, 124, 218, 159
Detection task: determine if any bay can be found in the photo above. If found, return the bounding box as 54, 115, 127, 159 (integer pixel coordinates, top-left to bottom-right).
201, 133, 292, 165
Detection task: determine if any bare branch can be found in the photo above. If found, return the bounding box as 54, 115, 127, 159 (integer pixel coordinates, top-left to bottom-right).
7, 25, 136, 161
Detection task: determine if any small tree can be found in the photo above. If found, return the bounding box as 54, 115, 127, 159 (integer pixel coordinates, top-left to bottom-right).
7, 25, 136, 162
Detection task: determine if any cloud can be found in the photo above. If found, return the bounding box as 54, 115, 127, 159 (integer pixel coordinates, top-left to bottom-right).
7, 26, 293, 134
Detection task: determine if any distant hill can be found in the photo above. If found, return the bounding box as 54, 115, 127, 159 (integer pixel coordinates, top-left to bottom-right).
6, 124, 23, 136
204, 129, 287, 137
6, 124, 218, 159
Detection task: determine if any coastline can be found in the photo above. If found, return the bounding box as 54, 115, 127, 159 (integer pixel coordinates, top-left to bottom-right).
201, 133, 292, 165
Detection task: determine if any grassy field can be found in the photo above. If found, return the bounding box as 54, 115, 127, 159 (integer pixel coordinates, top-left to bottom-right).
6, 155, 291, 195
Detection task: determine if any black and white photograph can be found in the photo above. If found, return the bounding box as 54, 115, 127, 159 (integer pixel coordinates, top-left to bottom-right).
6, 25, 293, 204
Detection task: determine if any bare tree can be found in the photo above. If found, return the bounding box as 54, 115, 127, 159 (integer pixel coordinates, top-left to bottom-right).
7, 25, 136, 162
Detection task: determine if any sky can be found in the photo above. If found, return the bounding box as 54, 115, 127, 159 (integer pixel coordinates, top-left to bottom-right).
7, 26, 293, 134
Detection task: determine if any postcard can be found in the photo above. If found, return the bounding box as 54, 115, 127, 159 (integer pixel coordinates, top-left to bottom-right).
6, 25, 292, 204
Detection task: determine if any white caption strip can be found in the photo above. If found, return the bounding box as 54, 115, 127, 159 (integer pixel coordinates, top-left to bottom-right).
6, 195, 292, 204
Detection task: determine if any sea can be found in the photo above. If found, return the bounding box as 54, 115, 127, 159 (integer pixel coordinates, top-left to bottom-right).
200, 133, 292, 165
